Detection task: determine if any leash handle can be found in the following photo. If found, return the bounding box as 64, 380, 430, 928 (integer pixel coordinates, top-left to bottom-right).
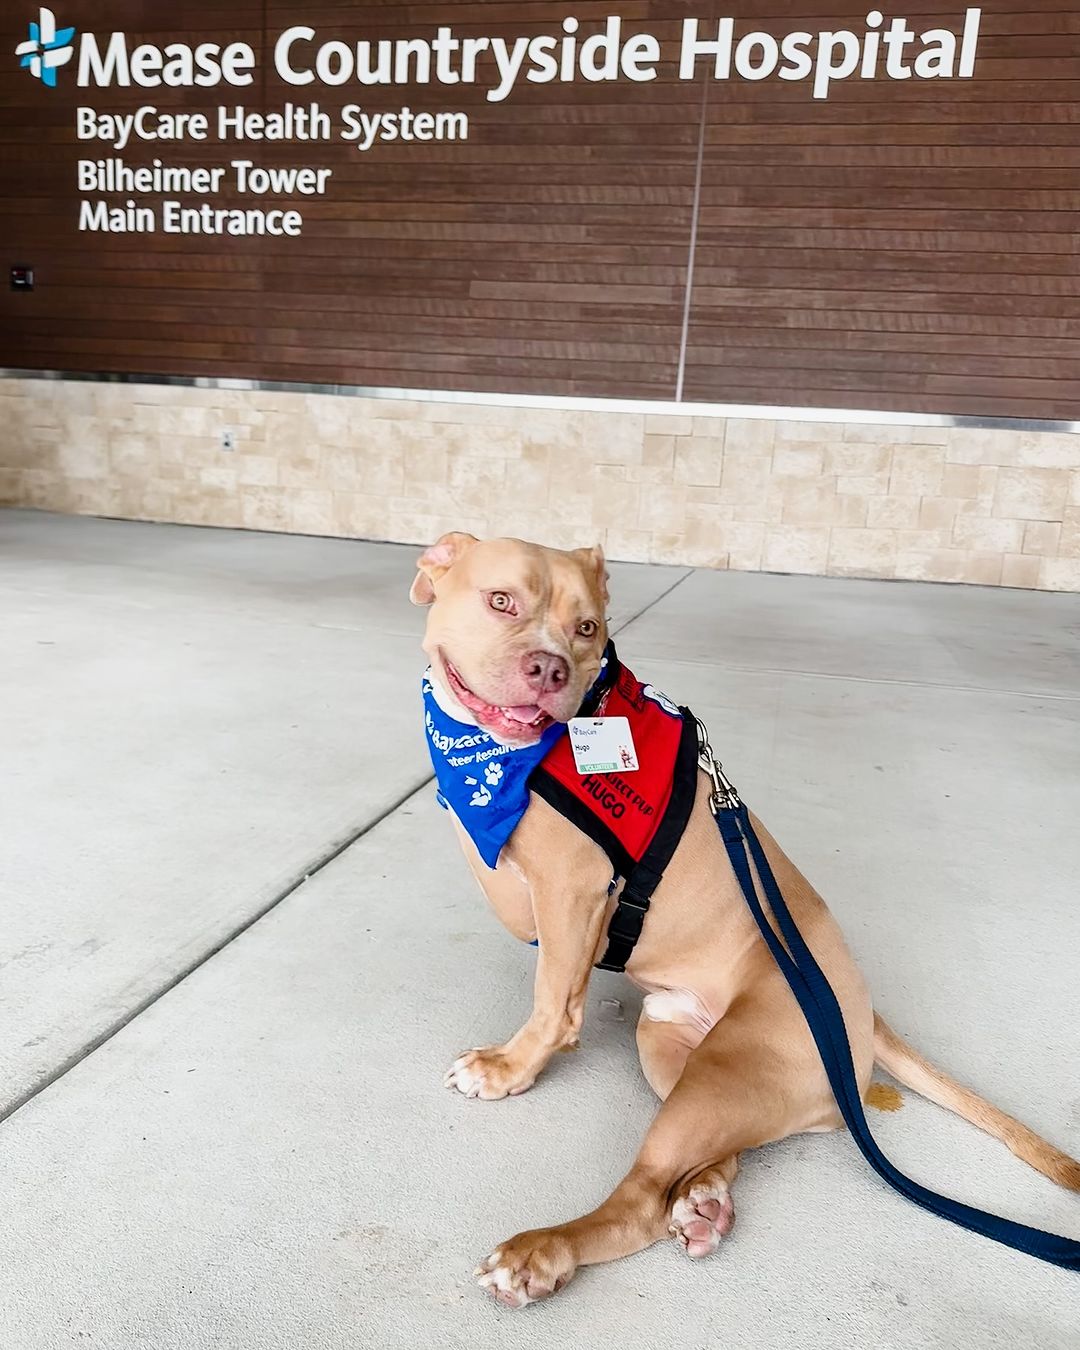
701, 744, 1080, 1271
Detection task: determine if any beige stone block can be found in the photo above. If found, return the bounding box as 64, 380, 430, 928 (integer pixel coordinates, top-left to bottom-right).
171, 490, 236, 529
1017, 432, 1080, 469
673, 436, 723, 487
1058, 506, 1080, 558
723, 418, 776, 455
842, 422, 910, 444
553, 490, 594, 527
356, 446, 405, 496
544, 443, 584, 490
0, 468, 24, 503
237, 454, 279, 487
251, 391, 309, 414
579, 412, 644, 463
402, 440, 449, 487
446, 423, 522, 459
110, 433, 155, 475
348, 416, 409, 457
918, 497, 959, 530
637, 484, 687, 532
643, 434, 675, 468
199, 464, 238, 492
896, 550, 1004, 586
897, 527, 951, 552
504, 445, 549, 498
993, 467, 1068, 521
645, 414, 693, 436
687, 485, 721, 505
448, 455, 505, 511
321, 445, 361, 486
1038, 556, 1080, 591
527, 520, 593, 551
1022, 520, 1062, 556
941, 464, 980, 499
944, 428, 1025, 467
57, 439, 108, 479
265, 412, 307, 457
720, 521, 765, 572
417, 400, 511, 427
781, 481, 865, 527
603, 526, 653, 563
826, 443, 891, 477
241, 487, 290, 532
734, 483, 786, 525
289, 489, 336, 536
837, 473, 889, 496
1001, 554, 1041, 589
278, 456, 325, 490
304, 394, 352, 444
652, 537, 724, 569
867, 496, 920, 529
889, 445, 944, 497
827, 527, 898, 578
1069, 471, 1080, 507
628, 435, 676, 484
590, 479, 641, 528
762, 527, 830, 575
332, 490, 399, 538
772, 445, 824, 478
774, 420, 839, 444
951, 515, 1025, 553
719, 451, 771, 505
170, 406, 219, 438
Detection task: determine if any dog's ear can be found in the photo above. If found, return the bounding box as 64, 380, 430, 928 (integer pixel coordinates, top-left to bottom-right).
574, 544, 609, 608
409, 531, 479, 606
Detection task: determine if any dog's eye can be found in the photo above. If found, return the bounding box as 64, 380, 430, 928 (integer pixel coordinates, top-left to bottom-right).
577, 619, 599, 638
488, 591, 516, 615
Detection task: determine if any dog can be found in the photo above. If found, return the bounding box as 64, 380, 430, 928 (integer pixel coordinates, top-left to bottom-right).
411, 530, 1080, 1308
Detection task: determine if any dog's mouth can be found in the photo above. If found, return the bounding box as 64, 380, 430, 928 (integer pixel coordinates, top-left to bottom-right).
441, 656, 556, 744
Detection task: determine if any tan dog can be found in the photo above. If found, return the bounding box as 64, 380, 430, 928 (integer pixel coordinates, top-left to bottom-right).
411, 531, 1080, 1308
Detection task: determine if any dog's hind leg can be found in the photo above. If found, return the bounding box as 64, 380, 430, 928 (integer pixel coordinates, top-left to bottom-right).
477, 990, 833, 1307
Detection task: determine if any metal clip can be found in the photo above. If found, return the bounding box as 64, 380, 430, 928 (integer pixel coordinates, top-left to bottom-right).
695, 717, 741, 812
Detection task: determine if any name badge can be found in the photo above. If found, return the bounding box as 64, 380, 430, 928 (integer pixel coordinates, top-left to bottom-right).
567, 716, 639, 774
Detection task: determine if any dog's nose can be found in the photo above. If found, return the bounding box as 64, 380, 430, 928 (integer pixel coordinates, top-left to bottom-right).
522, 650, 569, 694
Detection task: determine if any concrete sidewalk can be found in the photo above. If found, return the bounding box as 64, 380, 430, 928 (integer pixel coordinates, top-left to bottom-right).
2, 510, 1078, 1348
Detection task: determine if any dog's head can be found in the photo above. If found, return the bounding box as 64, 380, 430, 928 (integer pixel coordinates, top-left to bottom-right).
410, 532, 609, 745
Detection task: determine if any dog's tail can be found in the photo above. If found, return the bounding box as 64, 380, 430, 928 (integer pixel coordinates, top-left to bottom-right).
872, 1014, 1080, 1192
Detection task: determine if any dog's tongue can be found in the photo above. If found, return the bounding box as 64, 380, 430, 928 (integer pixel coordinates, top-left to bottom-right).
502, 704, 543, 723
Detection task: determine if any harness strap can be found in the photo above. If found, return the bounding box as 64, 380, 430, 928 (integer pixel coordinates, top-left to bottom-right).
594, 710, 700, 972
715, 800, 1080, 1272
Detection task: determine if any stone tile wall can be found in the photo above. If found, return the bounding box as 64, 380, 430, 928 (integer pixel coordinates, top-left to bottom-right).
2, 377, 1079, 590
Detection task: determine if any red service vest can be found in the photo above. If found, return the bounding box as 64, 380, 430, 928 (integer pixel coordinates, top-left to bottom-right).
529, 654, 699, 970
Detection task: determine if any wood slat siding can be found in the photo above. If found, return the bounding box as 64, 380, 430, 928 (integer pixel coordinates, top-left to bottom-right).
1, 2, 1077, 416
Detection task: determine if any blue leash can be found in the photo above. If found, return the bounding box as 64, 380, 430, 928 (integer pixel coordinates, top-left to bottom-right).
701, 740, 1080, 1271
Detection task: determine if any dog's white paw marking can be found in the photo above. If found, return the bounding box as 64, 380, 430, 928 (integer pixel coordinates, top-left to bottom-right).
475, 1251, 537, 1309
474, 1241, 574, 1307
484, 762, 503, 786
468, 785, 492, 807
670, 1180, 735, 1259
443, 1048, 533, 1100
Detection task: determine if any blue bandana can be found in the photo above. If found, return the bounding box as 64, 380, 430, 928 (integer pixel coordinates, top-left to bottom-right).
422, 652, 610, 869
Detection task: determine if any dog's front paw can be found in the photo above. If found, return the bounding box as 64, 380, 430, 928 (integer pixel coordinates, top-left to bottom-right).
475, 1230, 576, 1307
444, 1046, 536, 1100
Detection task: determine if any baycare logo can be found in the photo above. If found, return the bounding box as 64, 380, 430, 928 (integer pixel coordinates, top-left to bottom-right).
16, 7, 75, 87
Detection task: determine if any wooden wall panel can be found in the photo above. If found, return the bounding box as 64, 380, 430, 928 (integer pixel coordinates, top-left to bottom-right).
680, 0, 1080, 416
1, 2, 1078, 416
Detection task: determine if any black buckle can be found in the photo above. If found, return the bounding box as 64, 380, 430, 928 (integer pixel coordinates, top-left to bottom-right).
595, 890, 650, 972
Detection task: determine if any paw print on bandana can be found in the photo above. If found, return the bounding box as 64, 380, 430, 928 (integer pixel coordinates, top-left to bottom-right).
469, 785, 492, 807
484, 762, 504, 787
